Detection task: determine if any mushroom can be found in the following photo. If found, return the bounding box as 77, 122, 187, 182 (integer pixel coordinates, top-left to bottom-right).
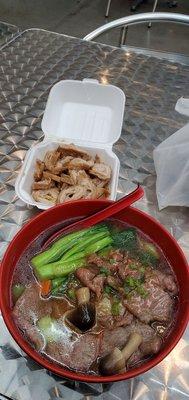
99, 332, 143, 376
65, 287, 96, 332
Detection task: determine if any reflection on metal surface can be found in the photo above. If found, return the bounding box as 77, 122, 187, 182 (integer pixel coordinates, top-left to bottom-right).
0, 28, 189, 399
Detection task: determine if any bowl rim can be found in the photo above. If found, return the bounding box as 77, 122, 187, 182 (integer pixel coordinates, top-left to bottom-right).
0, 199, 189, 383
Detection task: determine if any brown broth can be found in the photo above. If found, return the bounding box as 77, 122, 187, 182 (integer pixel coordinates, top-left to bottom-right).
11, 219, 179, 376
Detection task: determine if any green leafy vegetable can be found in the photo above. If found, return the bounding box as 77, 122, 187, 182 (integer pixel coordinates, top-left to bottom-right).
31, 225, 108, 268
51, 276, 69, 295
98, 245, 112, 257
33, 224, 112, 282
34, 258, 85, 281
138, 241, 160, 267
61, 230, 111, 261
112, 228, 138, 253
141, 241, 160, 259
52, 276, 67, 289
138, 252, 158, 267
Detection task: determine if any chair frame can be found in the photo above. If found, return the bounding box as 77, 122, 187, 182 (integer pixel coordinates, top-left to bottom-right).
84, 12, 189, 42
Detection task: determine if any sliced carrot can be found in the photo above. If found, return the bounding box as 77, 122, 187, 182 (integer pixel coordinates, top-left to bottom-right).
40, 280, 51, 296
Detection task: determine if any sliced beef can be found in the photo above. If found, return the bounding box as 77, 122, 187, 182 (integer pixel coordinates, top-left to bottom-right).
88, 265, 101, 275
114, 311, 133, 328
76, 268, 105, 298
13, 284, 73, 350
99, 320, 162, 358
123, 282, 174, 323
87, 254, 106, 268
92, 275, 106, 298
140, 335, 162, 355
118, 257, 142, 281
13, 284, 52, 350
45, 332, 100, 372
76, 268, 95, 286
106, 275, 122, 290
96, 296, 133, 329
99, 327, 129, 357
145, 269, 178, 294
109, 249, 124, 262
87, 253, 118, 273
127, 335, 162, 368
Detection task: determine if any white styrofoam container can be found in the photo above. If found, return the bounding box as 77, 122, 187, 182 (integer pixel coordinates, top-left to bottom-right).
15, 78, 125, 210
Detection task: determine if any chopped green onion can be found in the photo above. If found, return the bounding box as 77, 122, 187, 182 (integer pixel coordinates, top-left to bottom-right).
67, 288, 76, 300
111, 301, 121, 316
128, 262, 138, 270
104, 285, 118, 295
124, 275, 148, 299
100, 267, 110, 276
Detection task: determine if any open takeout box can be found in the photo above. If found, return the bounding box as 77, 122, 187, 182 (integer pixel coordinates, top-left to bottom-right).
15, 78, 126, 209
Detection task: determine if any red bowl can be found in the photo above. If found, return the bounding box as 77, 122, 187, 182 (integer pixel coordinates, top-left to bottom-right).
0, 200, 189, 383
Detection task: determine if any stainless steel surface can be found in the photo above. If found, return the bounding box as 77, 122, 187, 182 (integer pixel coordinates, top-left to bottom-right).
0, 21, 20, 48
120, 45, 189, 65
0, 28, 189, 399
84, 12, 189, 41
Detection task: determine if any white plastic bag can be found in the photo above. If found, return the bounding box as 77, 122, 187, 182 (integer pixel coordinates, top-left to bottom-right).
153, 98, 189, 210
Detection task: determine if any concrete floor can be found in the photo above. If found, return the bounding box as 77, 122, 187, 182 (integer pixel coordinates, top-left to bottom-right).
0, 0, 189, 54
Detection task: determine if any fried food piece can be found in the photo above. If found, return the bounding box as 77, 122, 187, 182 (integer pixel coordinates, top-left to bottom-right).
89, 163, 111, 180
43, 171, 73, 185
32, 188, 59, 204
60, 173, 74, 185
92, 177, 110, 188
57, 143, 92, 160
44, 150, 61, 173
74, 170, 95, 190
68, 158, 94, 170
54, 156, 74, 173
94, 154, 102, 163
86, 187, 110, 199
43, 171, 61, 183
32, 178, 53, 190
31, 144, 111, 205
34, 160, 45, 181
57, 185, 87, 203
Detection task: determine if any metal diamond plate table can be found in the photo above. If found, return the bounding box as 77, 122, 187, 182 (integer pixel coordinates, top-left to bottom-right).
0, 28, 189, 400
0, 21, 20, 49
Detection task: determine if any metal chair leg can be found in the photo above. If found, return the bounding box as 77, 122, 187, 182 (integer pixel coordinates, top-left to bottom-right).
148, 0, 158, 28
105, 0, 112, 18
119, 26, 128, 47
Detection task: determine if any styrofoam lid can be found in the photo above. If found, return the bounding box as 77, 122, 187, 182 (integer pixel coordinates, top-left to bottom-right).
41, 79, 125, 145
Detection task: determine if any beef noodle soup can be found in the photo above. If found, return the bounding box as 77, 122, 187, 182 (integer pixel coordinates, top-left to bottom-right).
11, 222, 178, 376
